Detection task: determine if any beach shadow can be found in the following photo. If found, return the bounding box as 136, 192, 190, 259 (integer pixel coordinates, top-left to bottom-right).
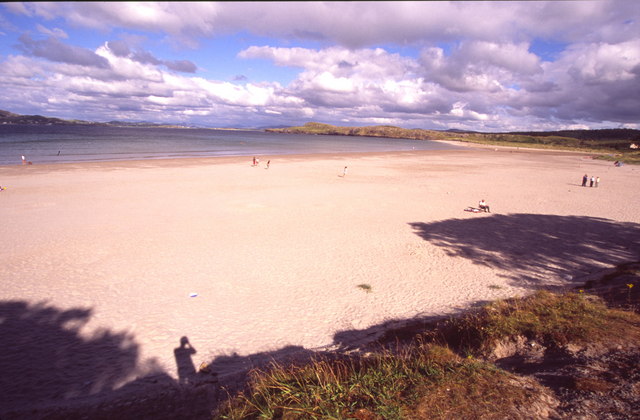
2, 303, 489, 418
0, 301, 145, 411
409, 213, 640, 289
0, 300, 218, 420
174, 336, 198, 385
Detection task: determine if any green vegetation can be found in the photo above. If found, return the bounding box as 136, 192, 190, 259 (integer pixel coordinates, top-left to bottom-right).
213, 289, 640, 419
267, 123, 640, 164
357, 284, 373, 293
214, 344, 535, 419
436, 290, 639, 354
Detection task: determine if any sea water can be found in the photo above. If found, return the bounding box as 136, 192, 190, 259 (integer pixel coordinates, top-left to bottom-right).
0, 125, 460, 166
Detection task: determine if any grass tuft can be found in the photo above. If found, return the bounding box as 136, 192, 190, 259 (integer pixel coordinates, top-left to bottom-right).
357, 284, 373, 293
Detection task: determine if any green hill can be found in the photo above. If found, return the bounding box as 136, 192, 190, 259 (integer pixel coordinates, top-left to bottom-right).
268, 122, 640, 163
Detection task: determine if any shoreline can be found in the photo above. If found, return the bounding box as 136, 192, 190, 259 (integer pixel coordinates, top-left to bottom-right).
1, 139, 602, 173
1, 146, 638, 416
0, 145, 475, 172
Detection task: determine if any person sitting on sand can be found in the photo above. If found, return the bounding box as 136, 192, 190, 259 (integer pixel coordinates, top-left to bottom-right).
479, 199, 490, 213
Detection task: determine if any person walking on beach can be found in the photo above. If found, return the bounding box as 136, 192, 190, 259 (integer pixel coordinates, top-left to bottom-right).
252, 156, 256, 166
590, 176, 595, 187
595, 176, 600, 187
581, 174, 588, 187
343, 166, 348, 177
21, 155, 26, 165
266, 160, 270, 169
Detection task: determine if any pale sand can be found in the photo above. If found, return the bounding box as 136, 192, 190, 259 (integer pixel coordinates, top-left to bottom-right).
1, 145, 639, 413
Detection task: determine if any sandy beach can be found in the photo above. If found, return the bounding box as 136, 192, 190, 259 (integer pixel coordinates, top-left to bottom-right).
1, 144, 639, 417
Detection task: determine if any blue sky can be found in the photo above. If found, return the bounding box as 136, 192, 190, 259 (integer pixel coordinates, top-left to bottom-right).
0, 1, 639, 131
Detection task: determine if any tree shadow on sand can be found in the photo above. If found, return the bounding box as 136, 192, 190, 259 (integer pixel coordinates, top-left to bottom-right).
0, 300, 219, 420
0, 301, 402, 418
409, 213, 640, 289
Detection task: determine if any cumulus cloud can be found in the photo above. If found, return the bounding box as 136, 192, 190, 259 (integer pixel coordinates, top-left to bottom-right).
105, 40, 197, 73
35, 23, 67, 39
418, 41, 543, 93
105, 40, 131, 57
2, 1, 639, 130
16, 34, 110, 68
7, 1, 638, 48
164, 59, 197, 73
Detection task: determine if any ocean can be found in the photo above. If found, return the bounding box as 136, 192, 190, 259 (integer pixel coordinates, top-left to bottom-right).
0, 125, 460, 166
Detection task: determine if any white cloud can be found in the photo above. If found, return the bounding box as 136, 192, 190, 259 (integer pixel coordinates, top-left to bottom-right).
9, 1, 638, 48
36, 23, 67, 39
566, 40, 640, 83
17, 34, 110, 68
2, 1, 639, 130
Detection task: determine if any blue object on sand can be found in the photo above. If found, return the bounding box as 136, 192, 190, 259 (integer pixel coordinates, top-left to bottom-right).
189, 292, 198, 298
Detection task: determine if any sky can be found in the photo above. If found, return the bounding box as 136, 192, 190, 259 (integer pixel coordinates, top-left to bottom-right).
0, 1, 639, 131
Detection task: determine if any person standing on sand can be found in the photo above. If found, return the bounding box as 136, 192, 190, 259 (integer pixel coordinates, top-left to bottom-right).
590, 176, 595, 187
266, 160, 270, 169
343, 166, 348, 177
252, 156, 256, 166
596, 176, 600, 187
582, 174, 588, 187
21, 155, 26, 165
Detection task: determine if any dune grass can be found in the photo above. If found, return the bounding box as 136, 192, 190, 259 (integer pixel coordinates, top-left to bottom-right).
214, 344, 533, 419
213, 290, 640, 419
435, 290, 640, 354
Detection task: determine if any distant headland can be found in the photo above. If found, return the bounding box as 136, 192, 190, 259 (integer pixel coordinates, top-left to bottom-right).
268, 122, 640, 163
0, 109, 189, 129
